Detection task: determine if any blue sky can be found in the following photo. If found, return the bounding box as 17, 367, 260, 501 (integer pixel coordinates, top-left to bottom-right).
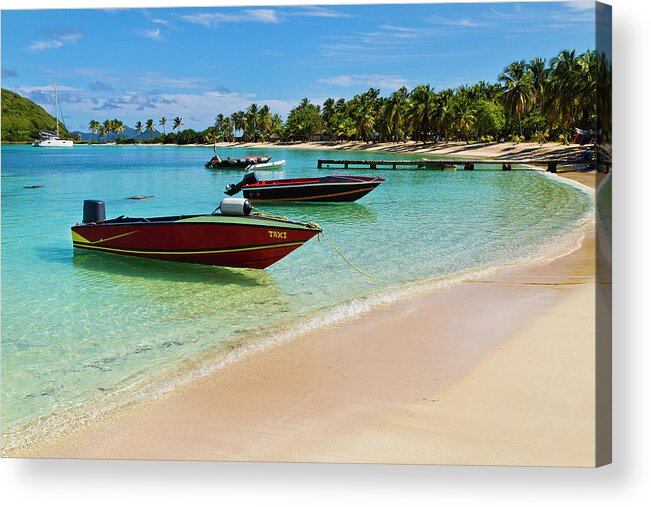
1, 2, 596, 132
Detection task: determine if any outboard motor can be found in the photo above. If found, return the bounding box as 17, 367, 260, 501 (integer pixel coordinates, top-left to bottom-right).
82, 200, 106, 223
224, 172, 258, 196
219, 197, 252, 216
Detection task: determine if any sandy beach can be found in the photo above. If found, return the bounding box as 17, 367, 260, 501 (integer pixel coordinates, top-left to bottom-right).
140, 139, 590, 162
22, 169, 601, 466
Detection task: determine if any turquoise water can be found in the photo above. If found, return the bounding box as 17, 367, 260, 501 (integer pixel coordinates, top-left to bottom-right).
1, 144, 593, 450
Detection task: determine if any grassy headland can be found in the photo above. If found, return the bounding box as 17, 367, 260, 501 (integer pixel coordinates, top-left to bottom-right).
1, 89, 71, 142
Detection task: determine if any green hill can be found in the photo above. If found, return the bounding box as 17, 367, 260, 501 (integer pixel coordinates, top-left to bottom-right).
1, 88, 71, 142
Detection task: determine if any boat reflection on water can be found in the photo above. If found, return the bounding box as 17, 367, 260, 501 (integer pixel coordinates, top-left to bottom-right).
71, 248, 274, 287
71, 247, 290, 321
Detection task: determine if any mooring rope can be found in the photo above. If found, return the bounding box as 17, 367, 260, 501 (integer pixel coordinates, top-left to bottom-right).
252, 206, 374, 279
319, 229, 375, 279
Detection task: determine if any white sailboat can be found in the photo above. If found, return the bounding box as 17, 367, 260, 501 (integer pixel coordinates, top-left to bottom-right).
32, 83, 73, 147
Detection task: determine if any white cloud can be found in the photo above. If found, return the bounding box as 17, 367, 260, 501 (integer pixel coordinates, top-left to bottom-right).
426, 16, 483, 28
135, 73, 211, 90
563, 1, 596, 12
16, 84, 81, 93
290, 6, 353, 18
134, 28, 163, 41
318, 74, 412, 91
178, 9, 282, 28
27, 30, 83, 52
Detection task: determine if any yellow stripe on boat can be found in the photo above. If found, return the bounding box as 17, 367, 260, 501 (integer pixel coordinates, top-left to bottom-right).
72, 241, 306, 255
71, 229, 139, 245
71, 230, 90, 244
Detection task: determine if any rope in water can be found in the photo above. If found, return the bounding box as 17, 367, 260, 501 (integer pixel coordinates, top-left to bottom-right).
253, 206, 374, 279
319, 229, 375, 279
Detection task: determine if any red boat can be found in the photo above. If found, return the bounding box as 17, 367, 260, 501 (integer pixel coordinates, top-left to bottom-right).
71, 199, 321, 269
224, 174, 385, 202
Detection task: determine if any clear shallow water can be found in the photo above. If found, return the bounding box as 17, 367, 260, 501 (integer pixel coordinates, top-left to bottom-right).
1, 144, 593, 448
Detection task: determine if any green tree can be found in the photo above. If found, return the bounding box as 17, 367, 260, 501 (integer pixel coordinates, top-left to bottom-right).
407, 84, 437, 142
499, 60, 532, 137
284, 98, 323, 141
476, 101, 506, 140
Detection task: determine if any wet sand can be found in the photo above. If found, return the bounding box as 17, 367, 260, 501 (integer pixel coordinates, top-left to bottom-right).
24, 171, 599, 465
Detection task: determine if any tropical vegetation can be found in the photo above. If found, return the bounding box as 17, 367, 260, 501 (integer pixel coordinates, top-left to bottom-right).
1, 88, 71, 142
2, 49, 611, 145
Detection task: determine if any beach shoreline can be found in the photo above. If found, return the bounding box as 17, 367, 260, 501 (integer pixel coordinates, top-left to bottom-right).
17, 170, 598, 465
4, 140, 590, 161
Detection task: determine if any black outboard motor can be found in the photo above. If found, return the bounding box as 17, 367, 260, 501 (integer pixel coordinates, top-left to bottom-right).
224, 172, 258, 196
83, 200, 106, 223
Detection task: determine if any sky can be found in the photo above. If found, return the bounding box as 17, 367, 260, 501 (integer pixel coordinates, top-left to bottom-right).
0, 1, 596, 133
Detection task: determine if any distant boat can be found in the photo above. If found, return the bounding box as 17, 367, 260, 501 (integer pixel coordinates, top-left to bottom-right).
32, 83, 73, 148
225, 173, 385, 202
246, 159, 285, 171
71, 198, 321, 269
205, 155, 271, 169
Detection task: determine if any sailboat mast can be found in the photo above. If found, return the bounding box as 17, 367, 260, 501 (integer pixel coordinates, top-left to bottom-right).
54, 82, 59, 137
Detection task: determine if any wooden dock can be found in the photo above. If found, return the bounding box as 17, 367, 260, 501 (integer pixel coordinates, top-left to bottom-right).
317, 158, 592, 173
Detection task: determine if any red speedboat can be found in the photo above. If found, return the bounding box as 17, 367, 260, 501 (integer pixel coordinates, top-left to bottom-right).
71, 199, 321, 269
224, 174, 384, 202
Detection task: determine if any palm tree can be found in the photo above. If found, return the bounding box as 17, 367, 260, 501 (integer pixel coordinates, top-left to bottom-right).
547, 49, 582, 142
436, 89, 454, 142
103, 119, 113, 142
383, 86, 408, 142
244, 103, 260, 141
526, 57, 549, 114
88, 120, 101, 140
145, 119, 155, 136
172, 117, 183, 132
114, 120, 126, 139
407, 84, 437, 142
349, 92, 376, 141
134, 121, 143, 138
456, 106, 477, 143
97, 125, 107, 143
322, 98, 336, 124
159, 117, 167, 135
270, 113, 283, 141
220, 117, 235, 142
257, 105, 273, 141
230, 111, 246, 138
499, 60, 532, 137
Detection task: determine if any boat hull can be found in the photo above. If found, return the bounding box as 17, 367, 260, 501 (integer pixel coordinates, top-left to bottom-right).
242, 175, 384, 202
71, 214, 320, 269
32, 138, 73, 147
205, 156, 271, 169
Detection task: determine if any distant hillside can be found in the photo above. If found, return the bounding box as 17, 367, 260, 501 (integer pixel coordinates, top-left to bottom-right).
1, 88, 71, 142
73, 126, 161, 142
